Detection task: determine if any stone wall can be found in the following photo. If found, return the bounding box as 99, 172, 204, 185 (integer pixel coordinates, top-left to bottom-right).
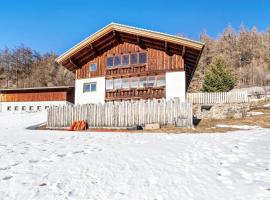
193, 103, 250, 120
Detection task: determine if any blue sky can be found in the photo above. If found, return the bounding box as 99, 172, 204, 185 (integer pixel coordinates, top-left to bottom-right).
0, 0, 269, 54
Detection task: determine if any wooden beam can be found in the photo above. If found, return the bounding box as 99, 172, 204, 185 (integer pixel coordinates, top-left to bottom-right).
113, 30, 121, 42
79, 39, 118, 66
69, 58, 79, 69
136, 35, 140, 44
78, 52, 96, 66
136, 35, 147, 49
165, 41, 168, 52
182, 46, 186, 57
75, 34, 115, 61
89, 43, 99, 56
94, 33, 115, 48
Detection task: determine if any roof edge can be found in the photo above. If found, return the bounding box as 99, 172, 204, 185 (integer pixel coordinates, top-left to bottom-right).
56, 23, 204, 64
0, 86, 74, 92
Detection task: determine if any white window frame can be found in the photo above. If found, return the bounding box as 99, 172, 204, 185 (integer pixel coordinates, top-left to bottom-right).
106, 79, 114, 90
83, 82, 97, 93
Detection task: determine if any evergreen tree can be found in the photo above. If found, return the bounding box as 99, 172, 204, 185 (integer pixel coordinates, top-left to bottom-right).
202, 57, 235, 92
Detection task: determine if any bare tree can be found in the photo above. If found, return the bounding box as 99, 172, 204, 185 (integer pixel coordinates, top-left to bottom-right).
189, 25, 270, 92
0, 46, 74, 89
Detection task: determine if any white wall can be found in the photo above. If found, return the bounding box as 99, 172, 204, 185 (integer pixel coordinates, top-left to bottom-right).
75, 77, 105, 104
166, 71, 186, 102
0, 101, 70, 112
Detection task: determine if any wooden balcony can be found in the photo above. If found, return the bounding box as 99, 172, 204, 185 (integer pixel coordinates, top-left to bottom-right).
106, 64, 147, 77
105, 87, 165, 101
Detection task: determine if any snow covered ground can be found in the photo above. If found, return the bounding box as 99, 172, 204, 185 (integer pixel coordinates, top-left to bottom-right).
0, 112, 270, 200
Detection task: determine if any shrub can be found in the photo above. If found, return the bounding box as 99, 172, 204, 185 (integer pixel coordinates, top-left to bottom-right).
202, 57, 235, 92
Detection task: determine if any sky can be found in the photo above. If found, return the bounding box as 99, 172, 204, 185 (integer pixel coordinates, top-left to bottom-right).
0, 0, 269, 55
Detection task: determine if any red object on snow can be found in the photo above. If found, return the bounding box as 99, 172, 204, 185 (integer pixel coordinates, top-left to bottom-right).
69, 120, 88, 131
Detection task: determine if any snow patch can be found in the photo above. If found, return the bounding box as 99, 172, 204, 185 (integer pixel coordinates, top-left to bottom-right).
247, 111, 264, 116
216, 124, 262, 130
0, 112, 269, 199
263, 103, 270, 108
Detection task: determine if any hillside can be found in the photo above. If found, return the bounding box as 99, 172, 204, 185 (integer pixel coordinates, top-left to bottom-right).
0, 46, 74, 88
189, 25, 270, 92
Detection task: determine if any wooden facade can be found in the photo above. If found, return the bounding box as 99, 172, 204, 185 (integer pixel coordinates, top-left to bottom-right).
76, 42, 184, 79
74, 42, 183, 101
0, 87, 75, 103
56, 23, 204, 102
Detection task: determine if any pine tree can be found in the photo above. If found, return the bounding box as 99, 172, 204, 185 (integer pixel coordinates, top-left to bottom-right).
202, 57, 235, 92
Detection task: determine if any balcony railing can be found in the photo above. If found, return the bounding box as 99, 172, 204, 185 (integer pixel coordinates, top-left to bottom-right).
105, 87, 165, 101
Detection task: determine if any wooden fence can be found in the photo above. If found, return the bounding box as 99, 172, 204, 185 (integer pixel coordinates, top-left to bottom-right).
186, 91, 249, 104
47, 98, 193, 128
231, 86, 270, 99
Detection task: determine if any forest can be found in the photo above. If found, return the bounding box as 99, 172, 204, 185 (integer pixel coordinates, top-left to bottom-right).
0, 25, 270, 91
0, 46, 74, 88
190, 25, 270, 91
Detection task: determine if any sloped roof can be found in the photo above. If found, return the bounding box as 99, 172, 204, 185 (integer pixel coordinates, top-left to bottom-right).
55, 23, 204, 88
56, 23, 204, 64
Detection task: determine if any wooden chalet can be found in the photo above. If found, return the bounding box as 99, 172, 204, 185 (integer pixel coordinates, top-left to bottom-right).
56, 23, 204, 104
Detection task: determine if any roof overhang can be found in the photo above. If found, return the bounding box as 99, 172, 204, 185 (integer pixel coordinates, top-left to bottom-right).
55, 23, 204, 87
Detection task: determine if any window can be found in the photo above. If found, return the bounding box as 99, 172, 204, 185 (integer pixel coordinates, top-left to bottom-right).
45, 106, 49, 110
114, 56, 121, 66
122, 78, 129, 89
104, 76, 164, 90
22, 106, 26, 111
14, 106, 19, 111
29, 106, 34, 111
130, 53, 138, 65
106, 80, 113, 90
139, 77, 147, 88
37, 106, 42, 111
83, 82, 97, 92
107, 53, 146, 68
156, 76, 166, 87
89, 63, 97, 72
122, 55, 129, 66
130, 78, 139, 88
114, 79, 122, 89
139, 52, 147, 64
7, 106, 11, 111
146, 76, 156, 87
107, 57, 113, 68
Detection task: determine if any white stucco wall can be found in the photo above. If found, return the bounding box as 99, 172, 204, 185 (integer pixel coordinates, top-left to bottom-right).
0, 101, 70, 112
75, 77, 105, 104
166, 71, 186, 102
